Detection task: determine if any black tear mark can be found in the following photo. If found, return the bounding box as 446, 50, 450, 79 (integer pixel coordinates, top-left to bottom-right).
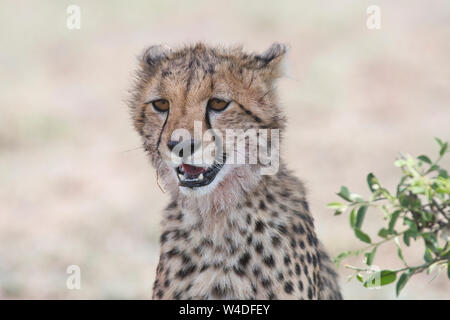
156, 110, 169, 156
238, 104, 263, 124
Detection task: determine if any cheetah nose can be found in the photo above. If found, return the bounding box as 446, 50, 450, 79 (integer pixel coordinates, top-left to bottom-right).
167, 140, 179, 151
168, 139, 198, 158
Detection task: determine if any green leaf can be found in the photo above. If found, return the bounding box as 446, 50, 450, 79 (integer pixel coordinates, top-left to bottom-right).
355, 229, 371, 244
328, 202, 347, 216
365, 247, 376, 266
435, 137, 444, 147
438, 169, 448, 179
426, 164, 440, 174
434, 177, 450, 194
378, 228, 390, 239
439, 142, 448, 157
394, 237, 408, 266
398, 245, 405, 259
379, 187, 393, 200
410, 186, 426, 194
396, 272, 411, 296
337, 186, 352, 202
420, 210, 433, 222
364, 270, 397, 288
355, 205, 368, 229
388, 210, 401, 231
350, 193, 364, 202
379, 270, 397, 286
403, 217, 418, 235
422, 232, 439, 253
334, 251, 352, 267
396, 176, 408, 196
380, 205, 390, 219
349, 208, 356, 229
399, 194, 421, 211
394, 159, 407, 167
424, 248, 433, 263
367, 173, 380, 192
417, 155, 432, 164
327, 202, 345, 209
403, 231, 411, 246
356, 274, 364, 283
337, 186, 364, 202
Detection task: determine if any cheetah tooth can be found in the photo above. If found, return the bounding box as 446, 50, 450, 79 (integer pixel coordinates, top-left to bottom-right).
198, 173, 204, 181
178, 173, 185, 181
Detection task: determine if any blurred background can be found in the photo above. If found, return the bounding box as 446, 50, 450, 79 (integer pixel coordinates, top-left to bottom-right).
0, 0, 449, 299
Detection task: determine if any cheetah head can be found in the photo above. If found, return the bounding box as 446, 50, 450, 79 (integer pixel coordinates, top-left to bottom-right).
129, 43, 287, 199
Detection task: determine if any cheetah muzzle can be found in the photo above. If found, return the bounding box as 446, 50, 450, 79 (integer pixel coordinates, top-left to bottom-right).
176, 162, 223, 188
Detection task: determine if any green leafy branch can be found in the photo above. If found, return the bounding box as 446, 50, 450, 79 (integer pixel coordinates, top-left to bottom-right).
328, 138, 450, 296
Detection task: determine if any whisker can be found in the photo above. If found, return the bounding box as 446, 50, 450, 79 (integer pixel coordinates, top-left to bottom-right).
156, 169, 167, 193
119, 146, 144, 153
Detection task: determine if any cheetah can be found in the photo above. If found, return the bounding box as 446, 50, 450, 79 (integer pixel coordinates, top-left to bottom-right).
128, 43, 342, 300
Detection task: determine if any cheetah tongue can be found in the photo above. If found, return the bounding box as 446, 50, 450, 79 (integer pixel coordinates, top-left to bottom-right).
182, 164, 206, 177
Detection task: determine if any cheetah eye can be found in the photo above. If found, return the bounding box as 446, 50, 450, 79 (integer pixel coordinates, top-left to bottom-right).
151, 99, 170, 112
207, 98, 230, 112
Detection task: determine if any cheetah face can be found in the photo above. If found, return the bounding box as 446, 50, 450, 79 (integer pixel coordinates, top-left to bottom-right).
129, 43, 287, 195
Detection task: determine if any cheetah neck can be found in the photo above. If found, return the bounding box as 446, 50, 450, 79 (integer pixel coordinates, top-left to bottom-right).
153, 168, 328, 299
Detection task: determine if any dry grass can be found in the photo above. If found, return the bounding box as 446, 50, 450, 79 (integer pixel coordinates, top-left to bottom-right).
0, 0, 449, 299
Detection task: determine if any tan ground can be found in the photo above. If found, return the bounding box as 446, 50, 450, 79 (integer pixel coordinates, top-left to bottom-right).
0, 0, 449, 299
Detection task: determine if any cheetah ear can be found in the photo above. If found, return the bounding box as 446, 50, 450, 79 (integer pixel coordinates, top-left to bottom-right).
140, 44, 172, 68
256, 43, 289, 80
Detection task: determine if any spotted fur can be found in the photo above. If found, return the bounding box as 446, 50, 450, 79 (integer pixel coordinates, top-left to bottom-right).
128, 43, 342, 300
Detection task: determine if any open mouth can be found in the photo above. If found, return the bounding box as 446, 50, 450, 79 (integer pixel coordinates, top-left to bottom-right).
176, 162, 223, 188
